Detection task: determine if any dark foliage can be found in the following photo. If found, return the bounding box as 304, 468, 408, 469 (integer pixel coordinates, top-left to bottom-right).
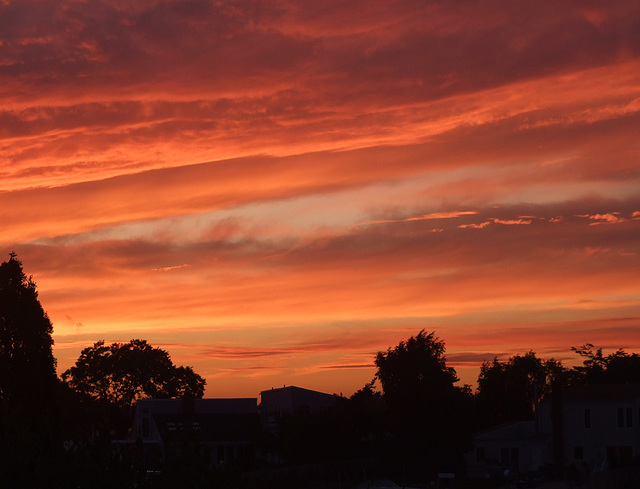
374, 330, 474, 480
475, 351, 569, 428
571, 343, 640, 385
4, 253, 640, 487
474, 343, 640, 432
62, 339, 206, 410
0, 252, 57, 402
0, 252, 60, 487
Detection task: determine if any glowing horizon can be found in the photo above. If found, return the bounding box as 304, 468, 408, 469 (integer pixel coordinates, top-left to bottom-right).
1, 0, 639, 397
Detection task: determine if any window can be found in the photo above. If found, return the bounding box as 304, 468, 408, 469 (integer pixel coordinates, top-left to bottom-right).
618, 407, 633, 428
501, 448, 510, 465
510, 448, 520, 467
142, 417, 150, 438
500, 447, 519, 467
216, 444, 225, 464
618, 408, 624, 428
237, 445, 246, 459
607, 445, 633, 468
476, 447, 485, 462
574, 446, 584, 460
584, 408, 591, 428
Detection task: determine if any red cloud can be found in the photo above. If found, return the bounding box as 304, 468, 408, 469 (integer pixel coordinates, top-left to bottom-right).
3, 1, 640, 397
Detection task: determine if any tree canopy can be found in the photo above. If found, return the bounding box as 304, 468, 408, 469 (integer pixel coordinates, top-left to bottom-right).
475, 351, 567, 427
62, 339, 205, 409
375, 330, 459, 405
374, 330, 473, 477
0, 252, 57, 403
0, 252, 60, 486
474, 344, 640, 429
571, 343, 640, 385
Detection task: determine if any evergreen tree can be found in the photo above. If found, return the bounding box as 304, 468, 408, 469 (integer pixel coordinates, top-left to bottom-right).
0, 252, 57, 402
0, 252, 60, 486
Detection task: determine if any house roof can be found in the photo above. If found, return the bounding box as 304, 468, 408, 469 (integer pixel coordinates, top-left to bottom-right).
561, 383, 640, 403
259, 385, 336, 410
259, 385, 334, 397
473, 420, 536, 442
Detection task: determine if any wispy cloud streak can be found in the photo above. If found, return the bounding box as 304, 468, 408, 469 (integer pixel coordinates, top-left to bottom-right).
1, 0, 639, 396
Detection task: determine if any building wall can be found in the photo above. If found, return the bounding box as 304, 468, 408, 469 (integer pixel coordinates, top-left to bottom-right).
259, 385, 335, 429
131, 398, 259, 465
562, 397, 640, 469
466, 385, 640, 479
465, 421, 551, 477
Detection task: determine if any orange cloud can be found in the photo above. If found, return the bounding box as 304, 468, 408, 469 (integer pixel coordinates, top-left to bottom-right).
2, 0, 640, 397
459, 222, 491, 229
362, 210, 478, 225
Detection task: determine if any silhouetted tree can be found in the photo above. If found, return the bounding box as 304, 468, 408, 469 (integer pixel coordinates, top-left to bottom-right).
374, 330, 473, 480
572, 343, 640, 385
267, 383, 387, 486
347, 379, 386, 449
0, 252, 57, 402
376, 331, 459, 404
0, 252, 60, 486
475, 351, 568, 427
63, 339, 205, 411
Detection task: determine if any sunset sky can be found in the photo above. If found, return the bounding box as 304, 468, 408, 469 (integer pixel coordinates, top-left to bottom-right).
2, 0, 639, 398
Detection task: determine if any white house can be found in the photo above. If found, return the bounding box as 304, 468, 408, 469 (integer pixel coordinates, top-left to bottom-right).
554, 384, 640, 470
466, 383, 640, 479
465, 420, 553, 478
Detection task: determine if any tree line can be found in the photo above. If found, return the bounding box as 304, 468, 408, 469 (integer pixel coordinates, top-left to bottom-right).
0, 253, 205, 487
271, 336, 640, 487
1, 252, 639, 488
